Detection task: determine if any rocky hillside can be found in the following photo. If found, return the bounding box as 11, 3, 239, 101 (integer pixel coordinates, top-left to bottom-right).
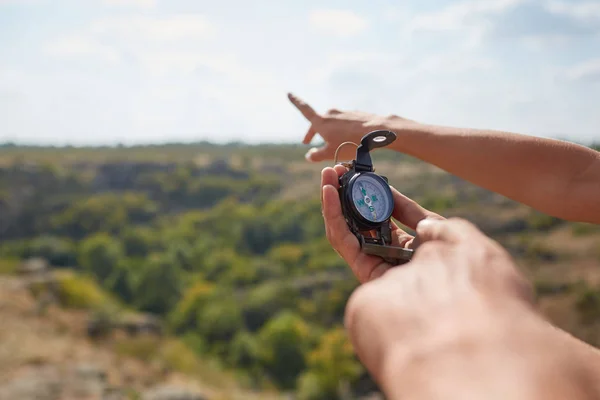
1, 143, 599, 399
0, 266, 282, 400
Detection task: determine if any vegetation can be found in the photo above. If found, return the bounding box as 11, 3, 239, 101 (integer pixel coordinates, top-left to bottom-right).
1, 141, 599, 398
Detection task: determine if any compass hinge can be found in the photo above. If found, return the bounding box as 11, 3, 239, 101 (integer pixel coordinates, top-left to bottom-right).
354, 163, 373, 173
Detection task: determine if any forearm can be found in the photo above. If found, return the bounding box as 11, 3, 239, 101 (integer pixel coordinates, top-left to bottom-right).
377, 312, 600, 400
381, 341, 600, 400
384, 119, 600, 223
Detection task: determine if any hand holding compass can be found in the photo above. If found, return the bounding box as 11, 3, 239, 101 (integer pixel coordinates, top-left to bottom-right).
320, 130, 444, 282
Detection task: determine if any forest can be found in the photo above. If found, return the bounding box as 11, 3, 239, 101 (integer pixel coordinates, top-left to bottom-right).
1, 141, 600, 399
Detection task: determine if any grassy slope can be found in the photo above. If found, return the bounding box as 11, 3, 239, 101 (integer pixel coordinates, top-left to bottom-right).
0, 270, 282, 400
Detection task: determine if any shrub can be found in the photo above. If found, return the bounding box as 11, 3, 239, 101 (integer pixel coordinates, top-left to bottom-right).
22, 236, 77, 266
526, 211, 562, 231
524, 242, 558, 262
534, 280, 571, 297
297, 372, 327, 400
158, 339, 200, 375
242, 282, 293, 332
256, 311, 312, 389
78, 233, 124, 284
121, 226, 158, 258
576, 287, 600, 324
571, 222, 598, 236
114, 336, 160, 363
228, 331, 260, 370
300, 327, 363, 399
196, 299, 244, 345
168, 279, 216, 333
54, 270, 118, 310
132, 253, 184, 315
0, 258, 19, 274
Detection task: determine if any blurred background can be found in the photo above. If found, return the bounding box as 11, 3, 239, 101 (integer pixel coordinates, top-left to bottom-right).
0, 0, 599, 399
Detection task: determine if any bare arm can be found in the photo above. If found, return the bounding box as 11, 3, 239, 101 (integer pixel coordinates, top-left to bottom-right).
317, 173, 600, 399
288, 93, 600, 224
379, 317, 600, 400
389, 121, 600, 223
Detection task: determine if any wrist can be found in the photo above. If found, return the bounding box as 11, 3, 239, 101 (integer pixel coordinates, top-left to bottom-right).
374, 115, 434, 155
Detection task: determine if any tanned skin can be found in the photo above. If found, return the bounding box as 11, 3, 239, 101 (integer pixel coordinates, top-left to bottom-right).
289, 93, 600, 224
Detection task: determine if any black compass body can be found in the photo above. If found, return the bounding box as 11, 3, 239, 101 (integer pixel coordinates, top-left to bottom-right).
338, 130, 413, 266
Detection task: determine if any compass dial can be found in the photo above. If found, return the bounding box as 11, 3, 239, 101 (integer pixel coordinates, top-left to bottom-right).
350, 174, 393, 223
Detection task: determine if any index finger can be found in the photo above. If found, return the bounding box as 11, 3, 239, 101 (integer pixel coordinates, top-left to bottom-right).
391, 187, 444, 230
288, 92, 320, 122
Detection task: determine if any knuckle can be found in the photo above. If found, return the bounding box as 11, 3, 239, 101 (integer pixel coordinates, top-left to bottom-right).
448, 217, 473, 230
425, 212, 445, 221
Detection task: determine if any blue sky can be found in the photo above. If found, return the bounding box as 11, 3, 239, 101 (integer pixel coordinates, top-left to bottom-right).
0, 0, 599, 146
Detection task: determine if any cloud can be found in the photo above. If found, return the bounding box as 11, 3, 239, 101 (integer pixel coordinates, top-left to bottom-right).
102, 0, 156, 8
89, 14, 215, 42
405, 0, 524, 47
43, 36, 120, 64
1, 0, 157, 8
306, 51, 405, 83
134, 49, 276, 83
408, 0, 523, 32
304, 46, 498, 117
0, 0, 41, 4
565, 58, 600, 82
488, 2, 597, 39
407, 0, 600, 47
545, 0, 600, 22
43, 13, 217, 71
309, 9, 368, 37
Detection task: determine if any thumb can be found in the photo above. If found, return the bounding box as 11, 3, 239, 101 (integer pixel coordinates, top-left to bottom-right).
305, 144, 333, 162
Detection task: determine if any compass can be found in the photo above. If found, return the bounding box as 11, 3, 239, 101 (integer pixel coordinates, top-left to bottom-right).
337, 130, 413, 266
349, 173, 393, 224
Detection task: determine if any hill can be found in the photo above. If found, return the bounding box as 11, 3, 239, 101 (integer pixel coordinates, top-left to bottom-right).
1, 142, 600, 399
0, 263, 286, 400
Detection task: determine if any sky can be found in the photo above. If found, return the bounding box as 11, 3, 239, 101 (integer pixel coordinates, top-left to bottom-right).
0, 0, 599, 146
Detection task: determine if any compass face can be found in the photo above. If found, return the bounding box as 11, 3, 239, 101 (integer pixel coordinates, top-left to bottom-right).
350, 174, 393, 223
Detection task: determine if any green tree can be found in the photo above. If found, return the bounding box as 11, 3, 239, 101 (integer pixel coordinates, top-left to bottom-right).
202, 250, 245, 282
169, 278, 217, 333
78, 233, 124, 284
267, 244, 305, 270
298, 327, 363, 399
104, 258, 140, 304
256, 311, 312, 389
52, 192, 157, 239
196, 297, 244, 345
22, 235, 77, 266
228, 331, 260, 369
133, 253, 183, 315
121, 226, 158, 258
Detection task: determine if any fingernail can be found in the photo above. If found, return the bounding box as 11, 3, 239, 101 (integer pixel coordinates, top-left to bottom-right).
416, 218, 439, 230
305, 148, 316, 161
